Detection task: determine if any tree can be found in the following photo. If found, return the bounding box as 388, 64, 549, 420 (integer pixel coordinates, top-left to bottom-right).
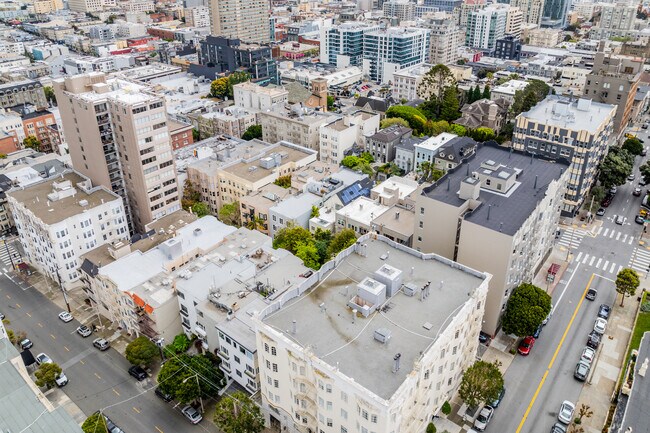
641, 161, 650, 182
468, 127, 496, 142
575, 404, 593, 424
599, 149, 633, 188
616, 268, 640, 306
245, 216, 265, 231
191, 202, 210, 217
23, 135, 41, 151
214, 391, 265, 433
310, 206, 320, 218
327, 95, 335, 110
192, 128, 200, 141
426, 423, 437, 433
501, 282, 552, 337
35, 362, 62, 388
82, 412, 108, 433
219, 202, 240, 226
418, 99, 440, 120
448, 123, 466, 137
181, 180, 202, 211
210, 77, 229, 99
167, 333, 191, 354
482, 84, 491, 100
295, 240, 320, 270
417, 64, 454, 104
189, 353, 223, 397
426, 120, 451, 136
125, 336, 159, 367
472, 85, 482, 103
225, 71, 251, 98
385, 105, 428, 134
441, 401, 452, 415
341, 155, 361, 169
327, 228, 357, 257
440, 86, 461, 122
273, 225, 313, 254
588, 186, 606, 211
273, 175, 292, 188
622, 137, 644, 156
360, 152, 374, 163
380, 117, 409, 129
44, 86, 56, 105
458, 361, 504, 409
157, 355, 201, 403
242, 124, 262, 141
521, 91, 538, 113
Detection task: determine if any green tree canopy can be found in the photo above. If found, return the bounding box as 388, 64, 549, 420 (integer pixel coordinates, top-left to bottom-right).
23, 135, 41, 151
44, 86, 56, 105
458, 361, 504, 409
273, 225, 314, 255
82, 412, 108, 433
616, 268, 640, 306
219, 202, 240, 226
380, 117, 410, 129
295, 240, 320, 270
385, 105, 428, 135
327, 95, 335, 110
192, 128, 200, 141
35, 362, 62, 388
501, 282, 552, 337
360, 152, 374, 163
191, 202, 210, 217
468, 127, 496, 142
214, 391, 265, 433
181, 180, 202, 211
622, 137, 644, 156
448, 123, 466, 137
157, 354, 201, 403
599, 148, 633, 188
417, 64, 454, 104
242, 124, 262, 141
641, 161, 650, 182
440, 86, 461, 122
482, 84, 491, 100
167, 333, 191, 354
125, 336, 159, 367
510, 80, 551, 116
327, 228, 357, 257
274, 175, 292, 188
210, 77, 229, 98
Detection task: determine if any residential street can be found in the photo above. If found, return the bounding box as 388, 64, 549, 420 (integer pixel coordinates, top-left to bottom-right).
0, 271, 219, 433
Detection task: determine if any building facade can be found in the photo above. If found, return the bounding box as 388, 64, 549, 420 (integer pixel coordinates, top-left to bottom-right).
466, 5, 508, 51
209, 0, 270, 44
421, 14, 463, 65
362, 27, 430, 84
541, 0, 570, 28
590, 3, 636, 40
184, 6, 210, 28
320, 23, 380, 68
509, 0, 543, 25
0, 80, 47, 110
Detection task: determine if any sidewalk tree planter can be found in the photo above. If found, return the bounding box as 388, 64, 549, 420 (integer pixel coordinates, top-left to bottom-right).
35, 362, 62, 388
214, 391, 265, 433
501, 283, 551, 337
125, 336, 159, 367
82, 412, 108, 433
441, 401, 452, 416
616, 268, 640, 307
458, 360, 504, 409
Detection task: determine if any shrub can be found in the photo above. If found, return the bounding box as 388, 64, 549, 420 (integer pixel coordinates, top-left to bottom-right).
441, 401, 452, 416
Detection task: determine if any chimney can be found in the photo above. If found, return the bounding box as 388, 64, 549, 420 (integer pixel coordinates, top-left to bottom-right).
395, 211, 400, 219
392, 353, 401, 373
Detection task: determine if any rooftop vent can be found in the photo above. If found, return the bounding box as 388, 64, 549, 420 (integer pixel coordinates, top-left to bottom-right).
374, 328, 391, 344
79, 199, 89, 207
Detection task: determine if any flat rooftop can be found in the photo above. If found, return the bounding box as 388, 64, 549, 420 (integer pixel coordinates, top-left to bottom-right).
422, 143, 570, 235
224, 142, 315, 182
521, 95, 616, 134
263, 237, 486, 399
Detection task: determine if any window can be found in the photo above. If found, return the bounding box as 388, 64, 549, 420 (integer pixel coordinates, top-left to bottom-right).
274, 379, 279, 388
271, 347, 277, 356
326, 384, 332, 393
341, 392, 348, 402
327, 419, 333, 427
264, 343, 269, 352
362, 410, 368, 420
272, 363, 278, 372
419, 221, 423, 228
327, 401, 332, 410
420, 207, 424, 214
341, 409, 348, 419
371, 415, 378, 423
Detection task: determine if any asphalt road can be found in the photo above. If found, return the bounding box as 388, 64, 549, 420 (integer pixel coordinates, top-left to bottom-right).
0, 272, 218, 433
489, 123, 650, 433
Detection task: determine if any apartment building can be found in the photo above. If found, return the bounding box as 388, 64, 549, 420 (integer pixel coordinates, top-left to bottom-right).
187, 140, 317, 212
456, 0, 487, 28
0, 108, 25, 144
319, 111, 380, 165
363, 27, 430, 84
366, 125, 413, 164
506, 7, 524, 38
590, 3, 636, 40
320, 22, 380, 68
583, 47, 643, 135
240, 184, 293, 235
491, 79, 529, 103
254, 234, 489, 433
509, 0, 543, 25
197, 108, 257, 140
0, 80, 47, 110
21, 109, 58, 153
421, 14, 463, 66
466, 4, 508, 51
541, 0, 570, 28
527, 27, 562, 47
260, 108, 333, 152
209, 0, 270, 44
233, 82, 289, 112
382, 0, 415, 22
414, 143, 569, 335
513, 96, 616, 214
168, 120, 194, 151
414, 133, 459, 169
67, 0, 102, 12
7, 171, 128, 288
53, 73, 181, 233
184, 6, 210, 28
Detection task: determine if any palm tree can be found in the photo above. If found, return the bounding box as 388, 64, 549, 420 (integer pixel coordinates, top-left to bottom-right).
246, 216, 265, 231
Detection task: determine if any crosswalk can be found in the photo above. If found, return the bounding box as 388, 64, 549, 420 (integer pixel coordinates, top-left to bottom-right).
574, 251, 623, 275
0, 242, 20, 268
557, 228, 586, 250
596, 226, 636, 245
628, 247, 650, 274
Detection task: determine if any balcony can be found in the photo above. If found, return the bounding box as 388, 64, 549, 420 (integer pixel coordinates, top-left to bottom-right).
245, 381, 257, 392
217, 349, 230, 360
220, 362, 232, 374
244, 368, 256, 379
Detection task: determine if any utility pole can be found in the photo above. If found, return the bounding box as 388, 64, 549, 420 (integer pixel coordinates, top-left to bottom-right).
183, 374, 203, 413
55, 266, 71, 313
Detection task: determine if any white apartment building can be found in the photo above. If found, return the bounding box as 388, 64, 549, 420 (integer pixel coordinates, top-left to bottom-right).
382, 0, 415, 21
0, 108, 25, 143
184, 6, 210, 28
234, 82, 289, 112
466, 4, 508, 50
506, 7, 524, 38
0, 40, 24, 55
491, 79, 529, 103
420, 13, 463, 65
509, 0, 543, 25
67, 0, 102, 12
320, 22, 381, 68
260, 109, 333, 152
253, 234, 490, 433
414, 133, 458, 169
590, 3, 637, 40
7, 171, 128, 288
362, 27, 430, 84
209, 0, 270, 44
527, 27, 562, 47
319, 111, 380, 165
122, 0, 154, 12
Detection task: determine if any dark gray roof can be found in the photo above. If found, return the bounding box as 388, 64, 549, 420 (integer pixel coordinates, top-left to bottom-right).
395, 135, 426, 152
337, 177, 373, 205
422, 142, 570, 235
80, 258, 99, 277
437, 137, 478, 163
354, 96, 392, 112
618, 331, 650, 433
368, 125, 412, 143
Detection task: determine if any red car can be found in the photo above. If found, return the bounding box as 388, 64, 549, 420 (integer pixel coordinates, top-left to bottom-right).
518, 336, 535, 356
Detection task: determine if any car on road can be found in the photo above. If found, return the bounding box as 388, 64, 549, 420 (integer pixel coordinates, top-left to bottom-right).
615, 215, 625, 225
58, 311, 73, 322
491, 387, 506, 408
580, 346, 596, 364
92, 338, 110, 351
586, 288, 597, 301
602, 195, 613, 207
0, 312, 4, 320
596, 208, 606, 216
542, 307, 553, 325
558, 401, 575, 424
598, 304, 611, 319
533, 325, 543, 339
55, 372, 68, 387
643, 148, 648, 156
473, 406, 494, 431
35, 353, 52, 365
551, 422, 567, 433
181, 405, 203, 424
104, 415, 125, 433
77, 325, 92, 337
128, 365, 147, 381
636, 215, 646, 224
574, 360, 590, 381
155, 387, 173, 402
479, 332, 491, 345
610, 186, 618, 194
643, 124, 648, 129
634, 187, 643, 196
587, 331, 601, 349
640, 177, 650, 186
594, 318, 607, 335
19, 338, 32, 350
518, 336, 535, 356
629, 174, 636, 181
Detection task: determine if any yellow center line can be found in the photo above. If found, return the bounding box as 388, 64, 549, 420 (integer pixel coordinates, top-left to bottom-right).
94, 372, 101, 380
113, 388, 120, 396
5, 294, 10, 299
37, 322, 43, 328
132, 407, 140, 414
155, 426, 164, 433
15, 303, 20, 308
25, 312, 31, 317
50, 334, 56, 340
64, 346, 69, 352
515, 273, 595, 433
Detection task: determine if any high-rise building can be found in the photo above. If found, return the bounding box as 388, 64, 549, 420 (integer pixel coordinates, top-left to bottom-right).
456, 0, 487, 27
67, 0, 102, 12
506, 6, 524, 37
423, 0, 463, 12
209, 0, 270, 44
421, 13, 463, 65
541, 0, 570, 28
320, 22, 380, 68
363, 27, 430, 84
466, 4, 508, 50
590, 3, 637, 39
184, 5, 210, 28
509, 0, 543, 25
53, 73, 181, 233
382, 0, 415, 22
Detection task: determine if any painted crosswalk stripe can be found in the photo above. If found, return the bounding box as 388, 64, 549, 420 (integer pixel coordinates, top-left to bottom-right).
603, 228, 609, 237
610, 230, 615, 238
597, 227, 603, 235
603, 260, 609, 270
589, 256, 596, 266
622, 234, 628, 243
575, 252, 583, 262
610, 262, 616, 273
582, 254, 590, 264
596, 258, 602, 268
618, 265, 623, 274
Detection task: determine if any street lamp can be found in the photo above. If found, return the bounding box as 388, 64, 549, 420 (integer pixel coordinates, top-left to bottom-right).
182, 373, 204, 413
55, 266, 71, 313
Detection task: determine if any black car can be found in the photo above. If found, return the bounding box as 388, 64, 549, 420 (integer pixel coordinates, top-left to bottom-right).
586, 288, 597, 301
587, 331, 601, 349
155, 387, 173, 402
640, 177, 649, 186
104, 415, 125, 433
596, 208, 606, 216
491, 387, 506, 408
598, 304, 611, 319
479, 332, 491, 345
128, 365, 147, 381
636, 215, 645, 224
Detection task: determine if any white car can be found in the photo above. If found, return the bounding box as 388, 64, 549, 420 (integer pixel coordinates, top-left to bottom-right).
594, 318, 607, 335
473, 406, 494, 431
76, 325, 92, 337
58, 311, 73, 322
580, 346, 596, 364
542, 305, 554, 325
558, 400, 575, 424
55, 372, 68, 387
35, 353, 52, 365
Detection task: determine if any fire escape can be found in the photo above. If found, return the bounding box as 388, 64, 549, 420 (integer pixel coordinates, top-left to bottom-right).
136, 306, 158, 338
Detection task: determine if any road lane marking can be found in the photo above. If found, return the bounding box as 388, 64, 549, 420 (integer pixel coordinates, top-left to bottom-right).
94, 372, 101, 380
596, 258, 602, 268
589, 256, 595, 266
37, 322, 42, 328
623, 234, 628, 243
602, 228, 609, 236
582, 254, 589, 264
25, 312, 31, 317
597, 227, 603, 235
113, 388, 120, 396
15, 303, 20, 308
64, 346, 69, 352
618, 265, 624, 274
132, 407, 140, 414
515, 272, 594, 433
5, 294, 9, 299
50, 334, 56, 340
610, 230, 615, 238
610, 262, 616, 273
617, 232, 622, 241
80, 360, 85, 365
575, 252, 583, 262
155, 427, 164, 433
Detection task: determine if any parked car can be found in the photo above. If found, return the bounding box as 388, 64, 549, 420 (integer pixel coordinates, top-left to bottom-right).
629, 174, 636, 181
640, 177, 649, 186
181, 405, 203, 424
634, 187, 643, 196
586, 288, 597, 301
491, 387, 506, 408
642, 123, 648, 129
19, 338, 33, 350
0, 312, 4, 320
594, 318, 607, 335
155, 387, 173, 402
92, 338, 110, 351
558, 401, 575, 424
636, 215, 646, 224
615, 215, 625, 225
596, 208, 606, 216
580, 346, 596, 364
518, 336, 535, 356
587, 331, 601, 349
642, 148, 648, 156
479, 332, 491, 345
58, 311, 73, 322
104, 415, 125, 433
574, 360, 590, 381
602, 195, 613, 207
542, 306, 553, 325
473, 406, 494, 431
35, 353, 52, 365
598, 304, 611, 319
533, 325, 543, 339
610, 186, 618, 194
128, 365, 147, 381
77, 325, 92, 337
551, 422, 567, 433
55, 371, 68, 387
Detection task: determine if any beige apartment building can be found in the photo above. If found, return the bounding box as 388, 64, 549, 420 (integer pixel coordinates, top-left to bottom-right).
319, 110, 380, 165
414, 143, 569, 336
260, 109, 333, 152
67, 0, 102, 12
239, 183, 292, 234
53, 73, 181, 233
209, 0, 270, 44
197, 107, 257, 140
509, 0, 543, 25
186, 140, 317, 212
234, 82, 289, 111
